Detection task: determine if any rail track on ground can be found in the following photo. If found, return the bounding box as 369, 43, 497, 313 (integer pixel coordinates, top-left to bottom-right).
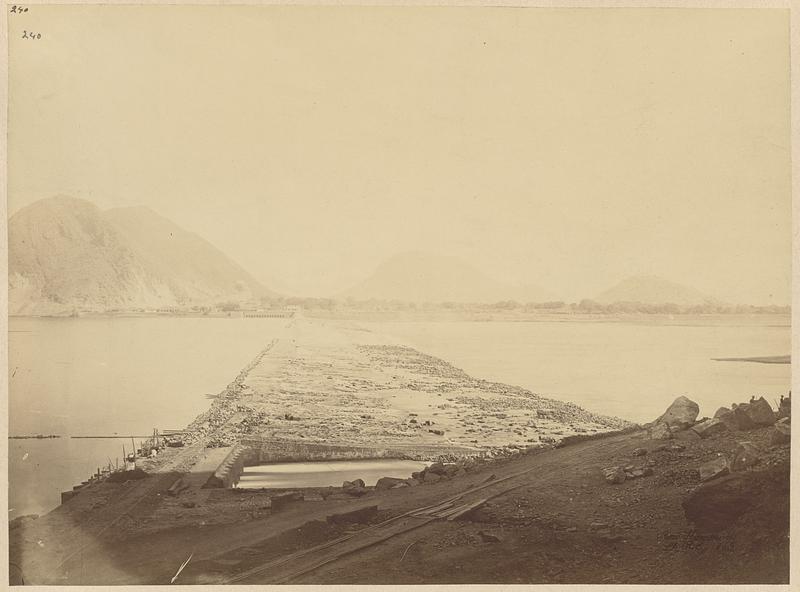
220, 449, 575, 584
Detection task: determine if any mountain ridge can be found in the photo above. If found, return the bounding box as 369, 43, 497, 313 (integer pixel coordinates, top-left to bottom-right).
9, 196, 275, 315
594, 274, 720, 306
339, 251, 554, 304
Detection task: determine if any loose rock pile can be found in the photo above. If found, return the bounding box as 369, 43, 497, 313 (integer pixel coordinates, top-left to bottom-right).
184, 341, 278, 446
648, 395, 786, 446
604, 394, 790, 487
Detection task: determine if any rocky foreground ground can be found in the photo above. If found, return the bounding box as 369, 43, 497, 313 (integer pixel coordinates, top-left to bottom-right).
8, 320, 790, 585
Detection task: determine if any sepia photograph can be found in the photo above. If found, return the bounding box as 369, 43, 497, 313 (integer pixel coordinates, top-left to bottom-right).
4, 4, 793, 586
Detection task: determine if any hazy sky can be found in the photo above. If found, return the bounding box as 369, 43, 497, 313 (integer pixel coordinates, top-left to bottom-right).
8, 7, 790, 304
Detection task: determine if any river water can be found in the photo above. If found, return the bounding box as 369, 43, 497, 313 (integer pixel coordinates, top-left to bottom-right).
368, 315, 791, 424
8, 316, 290, 518
237, 459, 428, 489
8, 314, 790, 517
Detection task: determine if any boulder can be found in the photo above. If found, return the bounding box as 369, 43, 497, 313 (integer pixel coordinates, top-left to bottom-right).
602, 466, 626, 484
674, 428, 701, 442
443, 464, 461, 477
649, 422, 673, 440
423, 471, 442, 484
717, 406, 756, 431
375, 477, 406, 491
699, 456, 729, 482
691, 418, 728, 439
342, 479, 366, 490
730, 442, 762, 472
426, 462, 447, 475
770, 422, 791, 446
713, 407, 731, 419
683, 462, 789, 533
654, 396, 700, 429
405, 478, 421, 487
682, 474, 754, 532
743, 397, 776, 426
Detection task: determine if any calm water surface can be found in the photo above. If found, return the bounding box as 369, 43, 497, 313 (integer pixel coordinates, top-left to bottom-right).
368, 315, 791, 424
238, 459, 427, 489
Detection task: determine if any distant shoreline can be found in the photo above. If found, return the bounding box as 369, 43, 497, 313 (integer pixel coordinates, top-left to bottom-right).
9, 310, 791, 322
712, 355, 791, 365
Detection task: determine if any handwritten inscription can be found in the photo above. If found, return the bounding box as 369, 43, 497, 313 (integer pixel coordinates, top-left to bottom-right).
22, 30, 42, 40
10, 5, 29, 12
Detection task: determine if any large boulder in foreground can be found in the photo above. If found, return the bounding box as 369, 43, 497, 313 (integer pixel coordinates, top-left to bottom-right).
655, 396, 700, 429
375, 477, 405, 490
713, 407, 731, 418
699, 456, 729, 482
649, 422, 673, 440
683, 473, 754, 532
730, 442, 762, 472
691, 418, 728, 439
717, 406, 756, 431
682, 463, 789, 533
742, 397, 776, 426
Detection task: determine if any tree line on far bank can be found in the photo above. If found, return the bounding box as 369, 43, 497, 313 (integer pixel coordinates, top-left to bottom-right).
215, 296, 788, 316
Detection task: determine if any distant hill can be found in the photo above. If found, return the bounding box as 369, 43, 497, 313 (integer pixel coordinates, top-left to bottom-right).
340, 251, 554, 304
9, 196, 275, 315
594, 275, 719, 306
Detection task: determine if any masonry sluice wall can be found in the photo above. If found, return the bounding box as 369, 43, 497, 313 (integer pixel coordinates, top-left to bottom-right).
205, 438, 480, 489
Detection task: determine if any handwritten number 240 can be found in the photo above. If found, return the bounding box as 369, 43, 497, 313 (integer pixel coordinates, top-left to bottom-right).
22, 30, 41, 40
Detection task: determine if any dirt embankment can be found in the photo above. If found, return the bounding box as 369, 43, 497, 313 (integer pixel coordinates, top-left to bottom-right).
11, 419, 787, 585
8, 321, 789, 585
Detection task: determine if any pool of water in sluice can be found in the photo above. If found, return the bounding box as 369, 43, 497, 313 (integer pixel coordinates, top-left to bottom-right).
235, 459, 428, 489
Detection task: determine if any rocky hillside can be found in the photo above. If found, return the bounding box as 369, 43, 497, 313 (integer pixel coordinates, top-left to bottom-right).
341, 251, 553, 304
9, 196, 274, 315
595, 275, 719, 306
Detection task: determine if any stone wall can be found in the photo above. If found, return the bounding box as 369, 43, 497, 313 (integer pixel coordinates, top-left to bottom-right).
204, 438, 480, 489
242, 438, 479, 464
